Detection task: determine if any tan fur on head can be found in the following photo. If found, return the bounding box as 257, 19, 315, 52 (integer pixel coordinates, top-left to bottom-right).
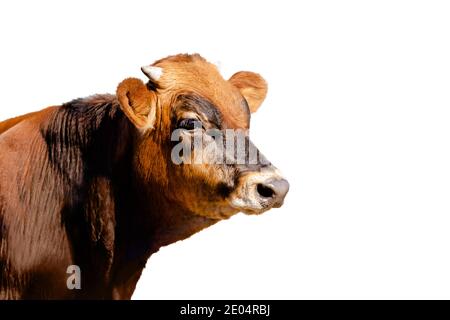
116, 78, 157, 130
151, 54, 259, 129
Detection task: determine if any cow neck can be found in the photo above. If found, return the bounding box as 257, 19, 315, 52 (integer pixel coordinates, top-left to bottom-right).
109, 145, 219, 295
110, 130, 219, 283
125, 169, 220, 255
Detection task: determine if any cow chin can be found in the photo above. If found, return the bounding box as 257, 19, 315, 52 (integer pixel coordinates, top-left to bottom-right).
228, 194, 274, 215
211, 206, 241, 220
190, 202, 240, 220
191, 198, 266, 219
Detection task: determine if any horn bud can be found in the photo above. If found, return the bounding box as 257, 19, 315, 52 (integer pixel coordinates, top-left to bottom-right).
141, 65, 163, 81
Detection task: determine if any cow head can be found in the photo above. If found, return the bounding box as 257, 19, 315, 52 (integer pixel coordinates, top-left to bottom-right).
116, 54, 289, 220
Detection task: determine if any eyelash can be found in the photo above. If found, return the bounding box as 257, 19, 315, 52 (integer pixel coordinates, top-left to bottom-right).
177, 118, 203, 130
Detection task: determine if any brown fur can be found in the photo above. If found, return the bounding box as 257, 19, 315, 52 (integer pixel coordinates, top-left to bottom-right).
0, 54, 283, 299
0, 111, 40, 135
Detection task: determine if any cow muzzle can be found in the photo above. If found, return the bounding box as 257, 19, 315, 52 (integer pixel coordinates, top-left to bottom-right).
229, 166, 289, 214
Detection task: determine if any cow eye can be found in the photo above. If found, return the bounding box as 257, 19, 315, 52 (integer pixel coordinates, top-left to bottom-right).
178, 118, 202, 131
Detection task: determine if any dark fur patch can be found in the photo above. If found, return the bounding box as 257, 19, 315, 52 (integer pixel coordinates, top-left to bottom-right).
41, 95, 126, 180
0, 211, 4, 241
174, 94, 223, 129
38, 95, 134, 297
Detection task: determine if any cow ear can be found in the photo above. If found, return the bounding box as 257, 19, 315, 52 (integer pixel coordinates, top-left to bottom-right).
229, 71, 268, 113
116, 78, 157, 130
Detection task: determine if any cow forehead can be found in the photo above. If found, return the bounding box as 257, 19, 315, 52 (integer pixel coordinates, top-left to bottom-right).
153, 54, 250, 128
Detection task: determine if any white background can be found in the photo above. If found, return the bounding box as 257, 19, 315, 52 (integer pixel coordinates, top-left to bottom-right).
1, 0, 449, 299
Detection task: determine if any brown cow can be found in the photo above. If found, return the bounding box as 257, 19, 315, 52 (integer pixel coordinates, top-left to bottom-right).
0, 54, 289, 299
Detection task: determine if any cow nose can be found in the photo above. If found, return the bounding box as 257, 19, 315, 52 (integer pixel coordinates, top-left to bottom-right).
230, 168, 289, 214
256, 178, 290, 207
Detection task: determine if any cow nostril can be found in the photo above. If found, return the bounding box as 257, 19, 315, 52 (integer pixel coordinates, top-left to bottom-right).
256, 183, 275, 198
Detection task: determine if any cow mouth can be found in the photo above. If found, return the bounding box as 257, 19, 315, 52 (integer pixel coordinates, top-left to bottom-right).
228, 194, 276, 215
